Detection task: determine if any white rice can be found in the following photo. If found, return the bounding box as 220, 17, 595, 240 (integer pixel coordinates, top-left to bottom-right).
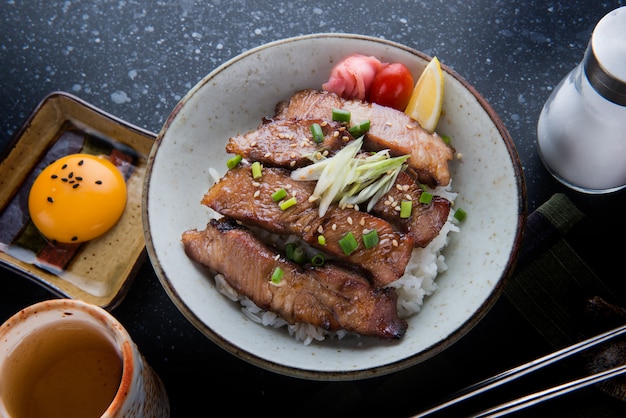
212, 173, 460, 345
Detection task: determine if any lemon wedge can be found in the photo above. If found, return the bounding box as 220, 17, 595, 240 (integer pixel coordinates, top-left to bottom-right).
404, 56, 444, 133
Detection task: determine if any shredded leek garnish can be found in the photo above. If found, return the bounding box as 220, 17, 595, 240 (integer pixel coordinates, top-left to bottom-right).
290, 137, 409, 216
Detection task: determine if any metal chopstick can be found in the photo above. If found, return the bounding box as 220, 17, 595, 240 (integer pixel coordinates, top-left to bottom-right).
469, 363, 626, 417
412, 323, 626, 417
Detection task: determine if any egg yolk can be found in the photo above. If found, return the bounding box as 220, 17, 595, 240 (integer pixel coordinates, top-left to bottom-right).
28, 153, 127, 244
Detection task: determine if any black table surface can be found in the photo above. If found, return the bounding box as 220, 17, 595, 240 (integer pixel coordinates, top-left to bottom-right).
2, 1, 626, 417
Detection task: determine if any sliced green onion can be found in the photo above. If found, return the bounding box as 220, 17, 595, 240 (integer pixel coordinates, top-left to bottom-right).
400, 200, 413, 219
279, 196, 297, 210
348, 119, 371, 137
227, 154, 243, 169
285, 243, 296, 260
419, 192, 433, 204
271, 188, 288, 202
332, 107, 351, 122
317, 235, 326, 246
251, 161, 263, 179
338, 231, 358, 255
270, 266, 284, 284
440, 134, 452, 145
310, 123, 324, 143
311, 253, 325, 266
292, 246, 306, 264
454, 208, 467, 222
363, 229, 379, 249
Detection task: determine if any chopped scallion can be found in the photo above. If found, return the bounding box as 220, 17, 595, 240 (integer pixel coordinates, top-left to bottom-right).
227, 154, 242, 169
338, 231, 358, 255
400, 200, 413, 218
292, 246, 306, 264
270, 266, 284, 284
318, 235, 326, 245
310, 123, 324, 143
279, 196, 297, 210
440, 134, 452, 145
311, 253, 325, 266
271, 188, 287, 202
454, 208, 467, 222
332, 107, 351, 122
363, 229, 379, 249
251, 161, 263, 179
348, 119, 371, 137
285, 243, 296, 260
419, 192, 433, 204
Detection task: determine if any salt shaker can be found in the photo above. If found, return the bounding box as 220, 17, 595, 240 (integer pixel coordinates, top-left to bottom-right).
537, 6, 626, 194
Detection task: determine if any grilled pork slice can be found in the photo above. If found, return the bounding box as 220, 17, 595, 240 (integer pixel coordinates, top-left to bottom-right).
275, 89, 454, 188
182, 218, 408, 339
202, 165, 414, 287
373, 171, 451, 248
226, 118, 353, 169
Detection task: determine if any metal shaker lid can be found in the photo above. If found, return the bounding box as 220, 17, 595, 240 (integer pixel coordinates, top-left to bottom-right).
584, 6, 626, 106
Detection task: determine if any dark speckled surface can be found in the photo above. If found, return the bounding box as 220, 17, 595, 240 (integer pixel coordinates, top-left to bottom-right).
2, 1, 626, 417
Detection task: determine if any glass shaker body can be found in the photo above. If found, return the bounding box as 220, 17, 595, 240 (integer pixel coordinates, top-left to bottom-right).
537, 6, 626, 194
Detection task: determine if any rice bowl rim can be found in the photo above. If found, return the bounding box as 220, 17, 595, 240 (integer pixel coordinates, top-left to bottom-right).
142, 33, 527, 380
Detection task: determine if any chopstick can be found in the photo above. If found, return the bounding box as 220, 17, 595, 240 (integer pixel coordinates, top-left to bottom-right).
469, 362, 626, 417
412, 323, 626, 417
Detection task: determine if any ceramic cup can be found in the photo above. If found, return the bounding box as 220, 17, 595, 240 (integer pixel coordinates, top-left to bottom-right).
0, 298, 170, 418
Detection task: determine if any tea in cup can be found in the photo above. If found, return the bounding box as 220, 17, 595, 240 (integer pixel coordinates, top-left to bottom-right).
0, 298, 170, 418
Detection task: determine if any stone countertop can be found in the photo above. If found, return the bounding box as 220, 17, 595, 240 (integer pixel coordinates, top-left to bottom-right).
2, 1, 626, 416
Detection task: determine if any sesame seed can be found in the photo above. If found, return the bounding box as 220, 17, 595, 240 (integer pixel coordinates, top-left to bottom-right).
359, 218, 365, 226
68, 172, 73, 179
402, 185, 410, 191
250, 141, 257, 147
51, 174, 58, 179
405, 194, 412, 200
71, 236, 78, 241
317, 225, 324, 233
289, 143, 297, 148
304, 225, 312, 232
406, 124, 415, 130
47, 196, 53, 203
76, 176, 83, 181
78, 160, 84, 166
73, 184, 79, 189
95, 180, 103, 185
395, 184, 403, 191
392, 239, 399, 247
61, 164, 67, 169
332, 224, 337, 231
252, 181, 261, 187
347, 217, 353, 225
264, 152, 272, 158
321, 121, 328, 127
61, 178, 68, 182
253, 190, 260, 198
457, 152, 463, 159
289, 161, 296, 167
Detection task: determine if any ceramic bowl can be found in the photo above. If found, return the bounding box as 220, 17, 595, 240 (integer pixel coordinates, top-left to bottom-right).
142, 33, 526, 380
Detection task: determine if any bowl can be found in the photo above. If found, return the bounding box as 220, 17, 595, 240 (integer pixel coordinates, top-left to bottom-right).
142, 33, 526, 380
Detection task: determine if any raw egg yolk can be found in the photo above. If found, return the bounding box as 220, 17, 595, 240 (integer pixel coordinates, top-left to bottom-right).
28, 153, 127, 244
